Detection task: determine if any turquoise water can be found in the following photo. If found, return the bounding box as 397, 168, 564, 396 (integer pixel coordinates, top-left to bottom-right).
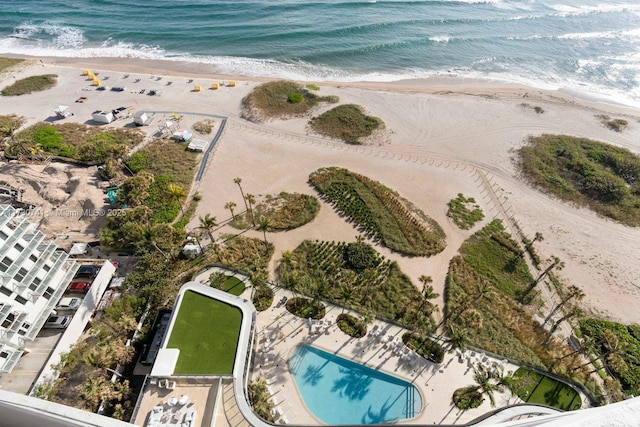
289, 345, 422, 425
1, 1, 639, 106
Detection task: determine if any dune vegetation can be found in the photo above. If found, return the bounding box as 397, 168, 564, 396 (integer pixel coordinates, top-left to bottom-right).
519, 134, 640, 226
1, 74, 57, 96
309, 103, 385, 144
309, 167, 446, 256
241, 80, 338, 121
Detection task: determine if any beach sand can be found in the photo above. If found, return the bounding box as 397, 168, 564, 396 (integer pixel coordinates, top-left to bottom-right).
1, 55, 639, 328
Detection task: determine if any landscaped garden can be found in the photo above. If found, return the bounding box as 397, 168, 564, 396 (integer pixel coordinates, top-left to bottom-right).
336, 313, 367, 338
444, 220, 601, 400
231, 192, 320, 231
519, 134, 640, 226
241, 80, 339, 121
309, 167, 446, 256
8, 122, 143, 163
309, 103, 385, 144
579, 318, 640, 400
278, 239, 436, 332
167, 290, 242, 375
511, 368, 582, 410
209, 272, 246, 296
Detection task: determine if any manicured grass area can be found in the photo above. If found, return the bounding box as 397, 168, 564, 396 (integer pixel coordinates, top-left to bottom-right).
519, 134, 640, 226
309, 167, 446, 256
512, 368, 582, 410
309, 104, 385, 144
221, 276, 246, 296
1, 74, 57, 96
241, 80, 338, 121
447, 193, 484, 230
167, 290, 242, 375
278, 239, 436, 331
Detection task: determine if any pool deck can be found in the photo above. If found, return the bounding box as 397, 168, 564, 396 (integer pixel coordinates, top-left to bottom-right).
251, 287, 525, 426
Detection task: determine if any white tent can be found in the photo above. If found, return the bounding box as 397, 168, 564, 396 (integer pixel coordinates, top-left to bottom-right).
68, 243, 89, 256
54, 105, 72, 118
91, 110, 114, 123
133, 111, 152, 126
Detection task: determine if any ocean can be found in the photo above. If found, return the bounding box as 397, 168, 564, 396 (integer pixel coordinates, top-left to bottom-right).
1, 0, 639, 106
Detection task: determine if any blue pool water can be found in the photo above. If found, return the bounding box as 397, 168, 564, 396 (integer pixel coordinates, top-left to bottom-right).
289, 345, 422, 425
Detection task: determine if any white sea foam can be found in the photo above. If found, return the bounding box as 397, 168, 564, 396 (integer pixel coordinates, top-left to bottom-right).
548, 3, 640, 17
429, 35, 450, 43
13, 21, 85, 48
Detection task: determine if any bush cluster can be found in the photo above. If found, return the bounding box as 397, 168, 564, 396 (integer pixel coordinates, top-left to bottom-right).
519, 134, 640, 226
309, 104, 385, 144
336, 313, 367, 338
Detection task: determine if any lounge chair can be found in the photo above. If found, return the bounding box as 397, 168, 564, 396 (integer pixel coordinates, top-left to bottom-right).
271, 393, 286, 406
266, 376, 278, 385
147, 405, 163, 427
182, 410, 196, 427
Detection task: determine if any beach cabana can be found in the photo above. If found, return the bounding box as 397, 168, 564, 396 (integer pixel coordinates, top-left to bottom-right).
228, 80, 236, 87
211, 82, 220, 90
193, 85, 202, 92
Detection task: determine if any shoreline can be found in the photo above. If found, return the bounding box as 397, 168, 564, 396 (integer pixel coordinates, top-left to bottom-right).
5, 53, 640, 117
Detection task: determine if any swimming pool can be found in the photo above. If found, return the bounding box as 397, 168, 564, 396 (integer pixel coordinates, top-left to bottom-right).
289, 345, 422, 425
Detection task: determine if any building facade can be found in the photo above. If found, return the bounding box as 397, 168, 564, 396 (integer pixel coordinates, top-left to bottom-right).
0, 205, 78, 375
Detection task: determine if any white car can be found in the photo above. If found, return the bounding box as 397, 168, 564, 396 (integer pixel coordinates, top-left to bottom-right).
56, 297, 82, 311
44, 315, 71, 329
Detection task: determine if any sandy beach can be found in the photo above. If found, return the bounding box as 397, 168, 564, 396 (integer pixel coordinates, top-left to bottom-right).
1, 55, 639, 328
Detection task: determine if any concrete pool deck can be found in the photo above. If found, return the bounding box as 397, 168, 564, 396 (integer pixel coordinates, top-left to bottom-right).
250, 287, 526, 426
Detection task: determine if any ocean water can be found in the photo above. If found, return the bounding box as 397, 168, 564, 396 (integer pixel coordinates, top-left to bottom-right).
1, 0, 639, 106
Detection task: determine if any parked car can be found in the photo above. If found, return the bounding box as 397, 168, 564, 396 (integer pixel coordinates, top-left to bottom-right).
76, 265, 99, 278
55, 297, 82, 311
44, 315, 71, 329
68, 281, 91, 293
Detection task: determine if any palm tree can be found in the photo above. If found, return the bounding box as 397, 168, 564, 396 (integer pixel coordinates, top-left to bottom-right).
198, 214, 218, 243
167, 183, 187, 216
418, 282, 439, 312
225, 201, 237, 220
534, 256, 564, 285
444, 323, 469, 353
544, 285, 585, 325
257, 216, 270, 253
418, 275, 433, 292
551, 307, 584, 334
234, 177, 249, 212
472, 364, 506, 407
245, 193, 256, 227
520, 232, 543, 257
338, 283, 356, 313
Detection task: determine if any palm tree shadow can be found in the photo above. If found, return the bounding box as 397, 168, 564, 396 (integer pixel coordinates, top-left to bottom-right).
302, 363, 325, 386
362, 398, 398, 424
331, 367, 373, 401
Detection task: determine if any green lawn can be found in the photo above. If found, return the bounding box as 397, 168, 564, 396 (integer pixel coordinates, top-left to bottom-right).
221, 276, 246, 296
166, 290, 242, 375
512, 368, 582, 410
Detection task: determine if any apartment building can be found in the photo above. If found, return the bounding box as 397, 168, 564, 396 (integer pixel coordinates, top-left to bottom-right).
0, 205, 78, 375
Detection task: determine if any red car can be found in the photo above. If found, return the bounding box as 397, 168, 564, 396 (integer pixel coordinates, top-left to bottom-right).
68, 281, 91, 293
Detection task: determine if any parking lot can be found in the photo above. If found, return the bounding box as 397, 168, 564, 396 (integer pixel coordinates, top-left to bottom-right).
0, 329, 63, 394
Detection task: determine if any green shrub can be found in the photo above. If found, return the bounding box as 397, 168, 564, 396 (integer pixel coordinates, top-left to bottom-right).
125, 152, 148, 172
306, 84, 320, 91
343, 241, 378, 272
447, 193, 484, 229
309, 104, 385, 144
286, 297, 325, 319
253, 285, 274, 312
452, 386, 483, 410
33, 125, 62, 150
402, 332, 444, 363
287, 93, 303, 103
336, 313, 367, 338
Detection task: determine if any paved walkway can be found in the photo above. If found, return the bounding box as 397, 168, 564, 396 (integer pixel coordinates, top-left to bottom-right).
250, 287, 523, 426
